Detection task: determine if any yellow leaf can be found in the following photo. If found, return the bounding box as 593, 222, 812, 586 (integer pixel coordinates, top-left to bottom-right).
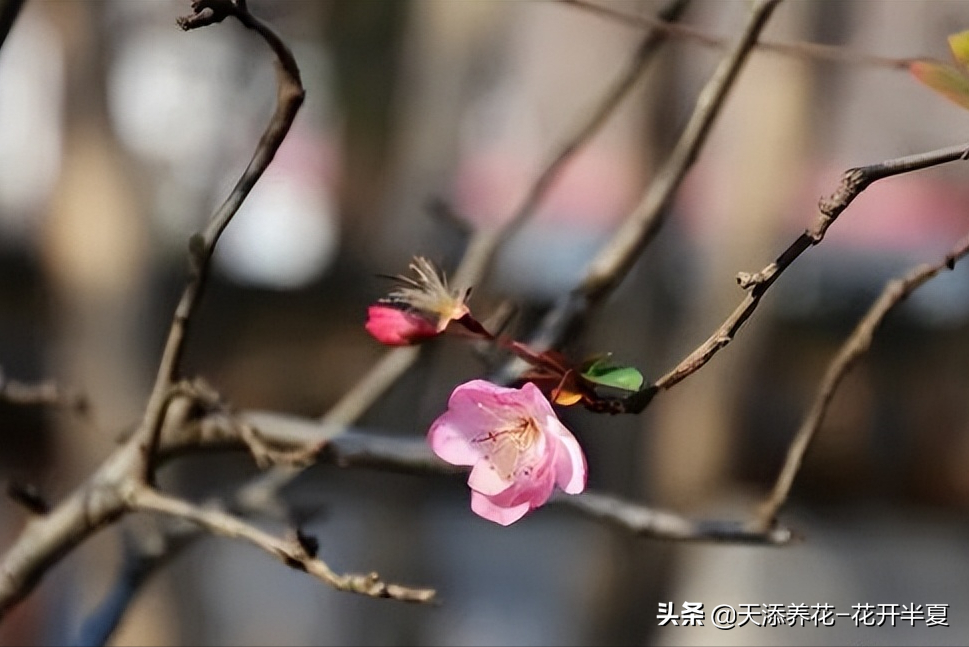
949, 30, 969, 68
552, 388, 583, 406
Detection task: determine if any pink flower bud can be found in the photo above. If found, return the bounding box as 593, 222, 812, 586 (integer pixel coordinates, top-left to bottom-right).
365, 257, 471, 346
428, 379, 587, 525
365, 305, 439, 346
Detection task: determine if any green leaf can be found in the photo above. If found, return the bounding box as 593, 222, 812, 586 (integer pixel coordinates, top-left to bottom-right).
910, 60, 969, 111
949, 30, 969, 68
581, 357, 644, 392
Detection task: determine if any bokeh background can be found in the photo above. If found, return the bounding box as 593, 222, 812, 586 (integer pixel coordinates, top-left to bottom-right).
0, 0, 968, 645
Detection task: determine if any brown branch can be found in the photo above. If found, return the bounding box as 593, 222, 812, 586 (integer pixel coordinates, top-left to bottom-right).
123, 484, 435, 603
452, 0, 691, 291
181, 417, 797, 544
557, 0, 915, 70
650, 142, 969, 397
495, 0, 780, 388
80, 405, 795, 642
555, 491, 792, 544
581, 0, 780, 301
756, 230, 969, 528
0, 454, 131, 619
286, 427, 793, 544
136, 0, 304, 481
0, 0, 306, 622
303, 429, 793, 543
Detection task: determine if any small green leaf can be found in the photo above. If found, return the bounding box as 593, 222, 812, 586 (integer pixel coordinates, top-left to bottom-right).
581, 358, 644, 392
910, 60, 969, 111
949, 30, 969, 68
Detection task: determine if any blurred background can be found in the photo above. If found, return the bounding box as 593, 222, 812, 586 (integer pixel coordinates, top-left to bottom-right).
0, 0, 968, 645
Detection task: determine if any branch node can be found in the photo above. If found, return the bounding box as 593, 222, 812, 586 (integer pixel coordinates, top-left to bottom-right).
818, 167, 866, 217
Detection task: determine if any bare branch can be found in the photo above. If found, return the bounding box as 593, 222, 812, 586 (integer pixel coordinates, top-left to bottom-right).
497, 0, 780, 386
557, 0, 914, 70
756, 229, 969, 528
189, 418, 795, 545
452, 0, 691, 291
306, 428, 793, 544
310, 430, 793, 543
651, 142, 969, 396
0, 0, 305, 621
582, 0, 780, 300
137, 0, 305, 480
123, 485, 435, 603
556, 491, 793, 545
0, 462, 130, 619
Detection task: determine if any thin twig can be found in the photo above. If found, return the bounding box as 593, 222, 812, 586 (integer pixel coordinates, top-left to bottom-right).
0, 0, 305, 623
183, 419, 796, 545
756, 230, 969, 528
556, 491, 792, 544
292, 428, 793, 544
557, 0, 915, 70
123, 484, 435, 603
311, 430, 792, 543
651, 142, 969, 396
498, 0, 780, 387
452, 0, 691, 292
582, 0, 780, 300
136, 0, 304, 481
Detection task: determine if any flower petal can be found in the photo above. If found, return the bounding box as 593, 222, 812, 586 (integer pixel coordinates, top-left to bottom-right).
471, 491, 531, 526
446, 380, 514, 433
551, 416, 587, 494
486, 456, 557, 509
427, 418, 481, 466
518, 381, 557, 417
468, 459, 513, 496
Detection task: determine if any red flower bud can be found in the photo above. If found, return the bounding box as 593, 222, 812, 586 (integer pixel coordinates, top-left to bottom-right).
365, 305, 440, 346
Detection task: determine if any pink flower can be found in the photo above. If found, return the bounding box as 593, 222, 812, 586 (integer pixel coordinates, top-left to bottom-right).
365, 257, 471, 346
428, 379, 587, 525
